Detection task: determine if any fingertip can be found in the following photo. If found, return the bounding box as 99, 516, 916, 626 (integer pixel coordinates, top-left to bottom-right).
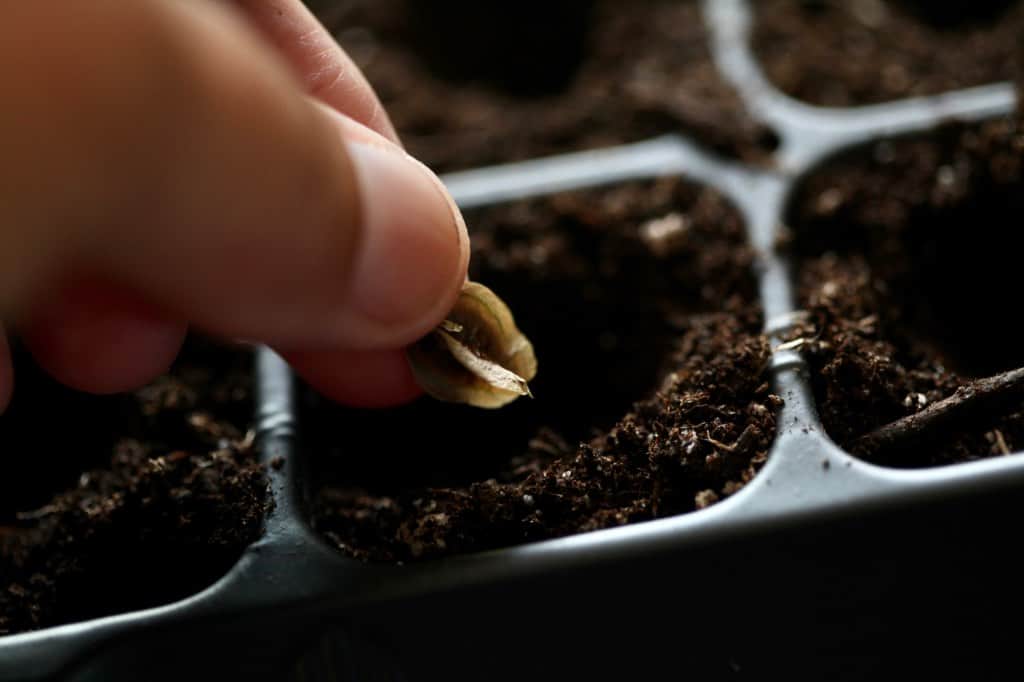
23, 317, 186, 395
283, 347, 423, 408
336, 138, 468, 349
19, 279, 187, 394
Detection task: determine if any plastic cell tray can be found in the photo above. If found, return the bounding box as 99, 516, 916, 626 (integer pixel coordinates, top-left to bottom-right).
2, 1, 1021, 679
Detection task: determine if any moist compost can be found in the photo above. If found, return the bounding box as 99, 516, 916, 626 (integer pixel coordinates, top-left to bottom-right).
786, 112, 1024, 466
0, 339, 269, 636
753, 0, 1024, 106
306, 0, 776, 170
310, 178, 779, 562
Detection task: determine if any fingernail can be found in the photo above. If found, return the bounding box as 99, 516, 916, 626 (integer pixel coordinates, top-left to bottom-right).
344, 141, 469, 344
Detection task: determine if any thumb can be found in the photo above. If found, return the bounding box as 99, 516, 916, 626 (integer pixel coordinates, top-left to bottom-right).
0, 0, 468, 353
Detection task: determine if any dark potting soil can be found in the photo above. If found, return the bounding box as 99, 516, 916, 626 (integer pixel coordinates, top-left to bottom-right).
0, 339, 269, 636
310, 178, 779, 562
305, 0, 776, 171
786, 112, 1024, 466
753, 0, 1024, 107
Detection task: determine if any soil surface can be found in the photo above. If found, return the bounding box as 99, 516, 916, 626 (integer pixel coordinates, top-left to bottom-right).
0, 340, 269, 635
753, 0, 1024, 106
306, 0, 775, 170
787, 112, 1024, 466
310, 178, 779, 562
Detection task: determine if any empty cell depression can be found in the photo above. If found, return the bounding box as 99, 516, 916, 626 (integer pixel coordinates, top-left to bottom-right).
307, 177, 780, 563
752, 0, 1024, 107
0, 339, 270, 637
307, 0, 776, 171
783, 110, 1024, 467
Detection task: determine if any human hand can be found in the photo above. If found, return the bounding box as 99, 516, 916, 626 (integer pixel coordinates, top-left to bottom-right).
0, 0, 469, 412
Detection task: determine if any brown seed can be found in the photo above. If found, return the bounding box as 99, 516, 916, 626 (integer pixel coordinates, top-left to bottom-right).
407, 282, 537, 408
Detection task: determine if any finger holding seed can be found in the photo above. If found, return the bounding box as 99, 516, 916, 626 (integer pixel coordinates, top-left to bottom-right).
0, 1, 468, 411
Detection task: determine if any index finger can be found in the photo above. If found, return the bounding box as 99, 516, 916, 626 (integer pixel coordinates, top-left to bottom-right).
230, 0, 401, 144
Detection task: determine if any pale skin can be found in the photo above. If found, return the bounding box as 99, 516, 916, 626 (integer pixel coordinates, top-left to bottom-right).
0, 0, 471, 412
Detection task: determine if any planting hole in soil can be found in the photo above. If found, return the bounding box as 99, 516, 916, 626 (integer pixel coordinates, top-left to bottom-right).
785, 112, 1024, 467
0, 338, 270, 636
308, 178, 780, 562
306, 0, 776, 171
383, 0, 595, 96
753, 0, 1024, 106
893, 0, 1018, 28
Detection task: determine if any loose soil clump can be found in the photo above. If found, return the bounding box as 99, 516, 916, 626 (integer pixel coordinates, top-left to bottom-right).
0, 340, 269, 635
786, 113, 1024, 466
310, 179, 779, 562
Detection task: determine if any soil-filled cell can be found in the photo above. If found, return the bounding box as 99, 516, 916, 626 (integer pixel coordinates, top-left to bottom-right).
0, 339, 269, 636
308, 178, 780, 562
753, 0, 1024, 107
305, 0, 775, 170
786, 112, 1024, 467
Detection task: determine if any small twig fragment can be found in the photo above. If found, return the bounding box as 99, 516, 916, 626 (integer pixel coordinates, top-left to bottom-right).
15, 505, 60, 522
992, 429, 1011, 456
848, 366, 1024, 457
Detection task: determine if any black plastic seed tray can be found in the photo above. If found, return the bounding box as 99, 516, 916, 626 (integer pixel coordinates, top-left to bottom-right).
2, 0, 1022, 679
